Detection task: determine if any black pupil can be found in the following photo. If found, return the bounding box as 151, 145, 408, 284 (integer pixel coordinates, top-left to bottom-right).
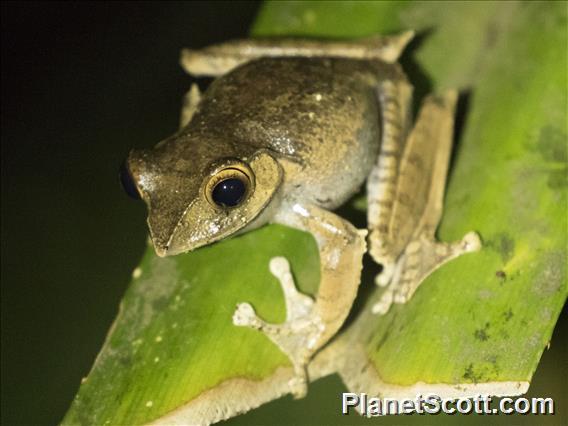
212, 178, 246, 207
119, 160, 141, 200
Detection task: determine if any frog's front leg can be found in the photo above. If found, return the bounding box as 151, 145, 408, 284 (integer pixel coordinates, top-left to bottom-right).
233, 203, 366, 398
179, 83, 201, 129
233, 257, 321, 397
180, 32, 413, 77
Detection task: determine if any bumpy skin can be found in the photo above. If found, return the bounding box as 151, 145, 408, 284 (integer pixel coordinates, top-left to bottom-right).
193, 58, 404, 209
126, 33, 480, 399
127, 50, 399, 398
128, 55, 406, 256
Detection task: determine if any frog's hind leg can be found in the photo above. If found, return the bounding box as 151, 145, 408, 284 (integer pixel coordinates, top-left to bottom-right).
369, 92, 482, 315
180, 31, 414, 77
367, 79, 414, 285
373, 231, 481, 314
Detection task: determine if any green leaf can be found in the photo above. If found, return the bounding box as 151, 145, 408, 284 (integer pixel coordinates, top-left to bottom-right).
64, 1, 567, 424
63, 225, 320, 425
361, 0, 567, 391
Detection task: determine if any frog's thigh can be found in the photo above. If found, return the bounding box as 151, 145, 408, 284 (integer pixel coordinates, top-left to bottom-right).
179, 84, 201, 129
180, 32, 414, 77
371, 93, 482, 315
367, 79, 413, 282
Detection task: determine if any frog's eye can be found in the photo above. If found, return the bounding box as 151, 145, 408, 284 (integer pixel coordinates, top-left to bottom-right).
206, 167, 252, 208
119, 160, 141, 200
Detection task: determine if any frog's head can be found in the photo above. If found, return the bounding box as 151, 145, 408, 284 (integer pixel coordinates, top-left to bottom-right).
120, 135, 283, 257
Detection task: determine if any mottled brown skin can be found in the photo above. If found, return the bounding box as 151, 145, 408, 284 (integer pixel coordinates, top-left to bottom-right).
128, 56, 405, 255
126, 35, 409, 399
198, 57, 407, 209
125, 33, 480, 400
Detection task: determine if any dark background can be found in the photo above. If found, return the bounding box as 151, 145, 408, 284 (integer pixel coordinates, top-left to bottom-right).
1, 2, 566, 426
1, 2, 260, 424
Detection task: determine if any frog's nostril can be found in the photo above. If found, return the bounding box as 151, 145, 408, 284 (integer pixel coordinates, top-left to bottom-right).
119, 159, 141, 200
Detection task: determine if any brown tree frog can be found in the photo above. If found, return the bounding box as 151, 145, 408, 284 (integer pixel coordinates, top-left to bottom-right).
120, 32, 481, 398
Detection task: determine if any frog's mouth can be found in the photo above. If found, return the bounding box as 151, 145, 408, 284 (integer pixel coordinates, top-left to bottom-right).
148, 150, 284, 257
151, 197, 257, 257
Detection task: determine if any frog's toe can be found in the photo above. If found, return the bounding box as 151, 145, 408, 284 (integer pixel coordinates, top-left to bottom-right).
394, 292, 409, 304
288, 372, 308, 399
375, 262, 395, 287
371, 289, 394, 315
462, 231, 482, 252
269, 256, 289, 276
233, 302, 261, 328
269, 256, 315, 320
372, 230, 483, 315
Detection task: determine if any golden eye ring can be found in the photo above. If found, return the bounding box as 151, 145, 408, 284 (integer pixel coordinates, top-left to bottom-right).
205, 165, 254, 208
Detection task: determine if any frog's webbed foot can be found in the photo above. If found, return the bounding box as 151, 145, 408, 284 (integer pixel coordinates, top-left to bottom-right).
232, 256, 324, 398
372, 231, 481, 314
367, 91, 483, 315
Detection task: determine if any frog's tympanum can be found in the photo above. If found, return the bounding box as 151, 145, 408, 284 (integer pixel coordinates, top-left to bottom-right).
121, 33, 481, 398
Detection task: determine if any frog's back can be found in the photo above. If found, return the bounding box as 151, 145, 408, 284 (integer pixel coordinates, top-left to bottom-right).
192, 57, 404, 208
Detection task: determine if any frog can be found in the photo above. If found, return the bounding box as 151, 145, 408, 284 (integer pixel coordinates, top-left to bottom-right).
119, 31, 481, 398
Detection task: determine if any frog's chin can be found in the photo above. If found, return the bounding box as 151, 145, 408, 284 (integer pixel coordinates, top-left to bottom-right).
152, 241, 187, 258
154, 210, 261, 258
152, 198, 278, 258
152, 226, 238, 257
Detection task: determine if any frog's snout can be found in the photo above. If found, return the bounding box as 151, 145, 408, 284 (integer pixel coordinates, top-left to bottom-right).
149, 229, 189, 258
152, 241, 189, 258
153, 243, 169, 258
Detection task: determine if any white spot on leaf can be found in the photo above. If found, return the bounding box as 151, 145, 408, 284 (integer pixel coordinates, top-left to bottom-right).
132, 267, 142, 279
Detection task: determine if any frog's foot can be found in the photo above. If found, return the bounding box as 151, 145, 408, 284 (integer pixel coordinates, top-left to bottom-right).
232, 256, 325, 399
181, 32, 414, 77
372, 231, 481, 315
